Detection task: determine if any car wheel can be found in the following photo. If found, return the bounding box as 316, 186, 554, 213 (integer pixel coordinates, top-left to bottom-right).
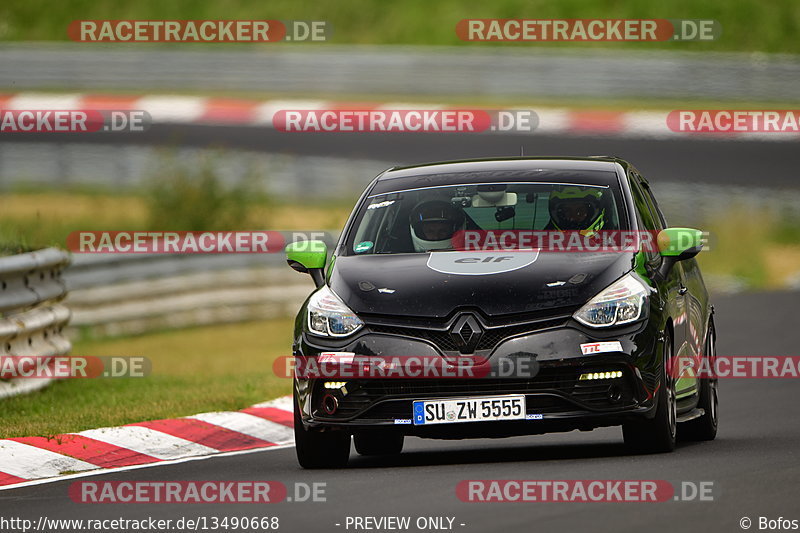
623, 330, 677, 454
354, 432, 404, 456
294, 393, 351, 469
679, 322, 719, 441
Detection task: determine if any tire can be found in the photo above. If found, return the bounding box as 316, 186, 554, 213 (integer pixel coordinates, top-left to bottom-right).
293, 394, 351, 469
623, 331, 677, 454
679, 322, 719, 441
354, 432, 404, 456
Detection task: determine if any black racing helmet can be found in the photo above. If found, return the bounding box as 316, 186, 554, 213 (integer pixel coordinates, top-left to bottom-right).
548, 186, 606, 233
409, 200, 465, 251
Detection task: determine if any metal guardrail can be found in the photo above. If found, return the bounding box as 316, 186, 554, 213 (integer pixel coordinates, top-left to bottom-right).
67, 265, 315, 337
0, 248, 72, 399
0, 248, 70, 313
0, 245, 325, 395
2, 43, 800, 102
64, 233, 338, 337
64, 250, 287, 290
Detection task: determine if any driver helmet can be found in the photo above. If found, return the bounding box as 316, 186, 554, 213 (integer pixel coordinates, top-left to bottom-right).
409, 200, 465, 252
548, 186, 606, 235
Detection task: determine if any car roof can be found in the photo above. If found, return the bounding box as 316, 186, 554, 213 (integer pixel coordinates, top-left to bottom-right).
369, 157, 629, 195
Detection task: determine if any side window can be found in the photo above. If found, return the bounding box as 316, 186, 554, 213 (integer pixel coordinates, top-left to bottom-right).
637, 174, 668, 229
628, 175, 658, 231
628, 174, 661, 262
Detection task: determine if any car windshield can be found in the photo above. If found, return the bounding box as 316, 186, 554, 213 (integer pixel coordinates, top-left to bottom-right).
346, 181, 626, 255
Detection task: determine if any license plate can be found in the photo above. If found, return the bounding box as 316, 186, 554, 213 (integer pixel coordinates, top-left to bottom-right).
412, 395, 526, 425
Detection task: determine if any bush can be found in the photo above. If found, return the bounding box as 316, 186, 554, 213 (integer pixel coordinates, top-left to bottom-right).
145, 155, 267, 232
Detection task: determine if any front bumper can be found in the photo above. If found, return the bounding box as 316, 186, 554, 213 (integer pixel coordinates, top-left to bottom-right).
294, 318, 662, 438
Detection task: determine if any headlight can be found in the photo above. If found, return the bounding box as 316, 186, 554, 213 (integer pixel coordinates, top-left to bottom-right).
574, 273, 648, 328
306, 286, 364, 337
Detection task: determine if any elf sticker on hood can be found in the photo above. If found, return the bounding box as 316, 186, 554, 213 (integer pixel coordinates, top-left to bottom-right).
427, 251, 540, 276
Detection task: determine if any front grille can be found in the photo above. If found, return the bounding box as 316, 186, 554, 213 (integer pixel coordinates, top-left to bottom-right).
367, 318, 567, 354
313, 366, 636, 421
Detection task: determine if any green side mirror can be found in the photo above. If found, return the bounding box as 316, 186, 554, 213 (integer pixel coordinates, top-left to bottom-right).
286, 240, 327, 287
658, 227, 703, 259
656, 227, 703, 279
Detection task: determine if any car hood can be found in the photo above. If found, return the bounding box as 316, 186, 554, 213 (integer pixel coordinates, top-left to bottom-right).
328, 251, 637, 319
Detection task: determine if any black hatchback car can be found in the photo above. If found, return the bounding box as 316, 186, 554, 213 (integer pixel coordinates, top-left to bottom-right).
285, 157, 718, 468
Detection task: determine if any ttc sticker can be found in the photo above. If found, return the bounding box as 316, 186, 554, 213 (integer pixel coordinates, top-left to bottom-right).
580, 341, 623, 355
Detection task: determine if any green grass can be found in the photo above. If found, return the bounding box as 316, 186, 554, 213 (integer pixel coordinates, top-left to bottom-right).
0, 242, 37, 256
695, 206, 800, 290
0, 319, 295, 439
1, 0, 800, 54
0, 190, 353, 252
0, 192, 147, 251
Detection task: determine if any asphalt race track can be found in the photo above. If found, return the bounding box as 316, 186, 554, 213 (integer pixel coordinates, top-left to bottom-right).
5, 125, 800, 188
2, 290, 798, 532
2, 125, 798, 531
